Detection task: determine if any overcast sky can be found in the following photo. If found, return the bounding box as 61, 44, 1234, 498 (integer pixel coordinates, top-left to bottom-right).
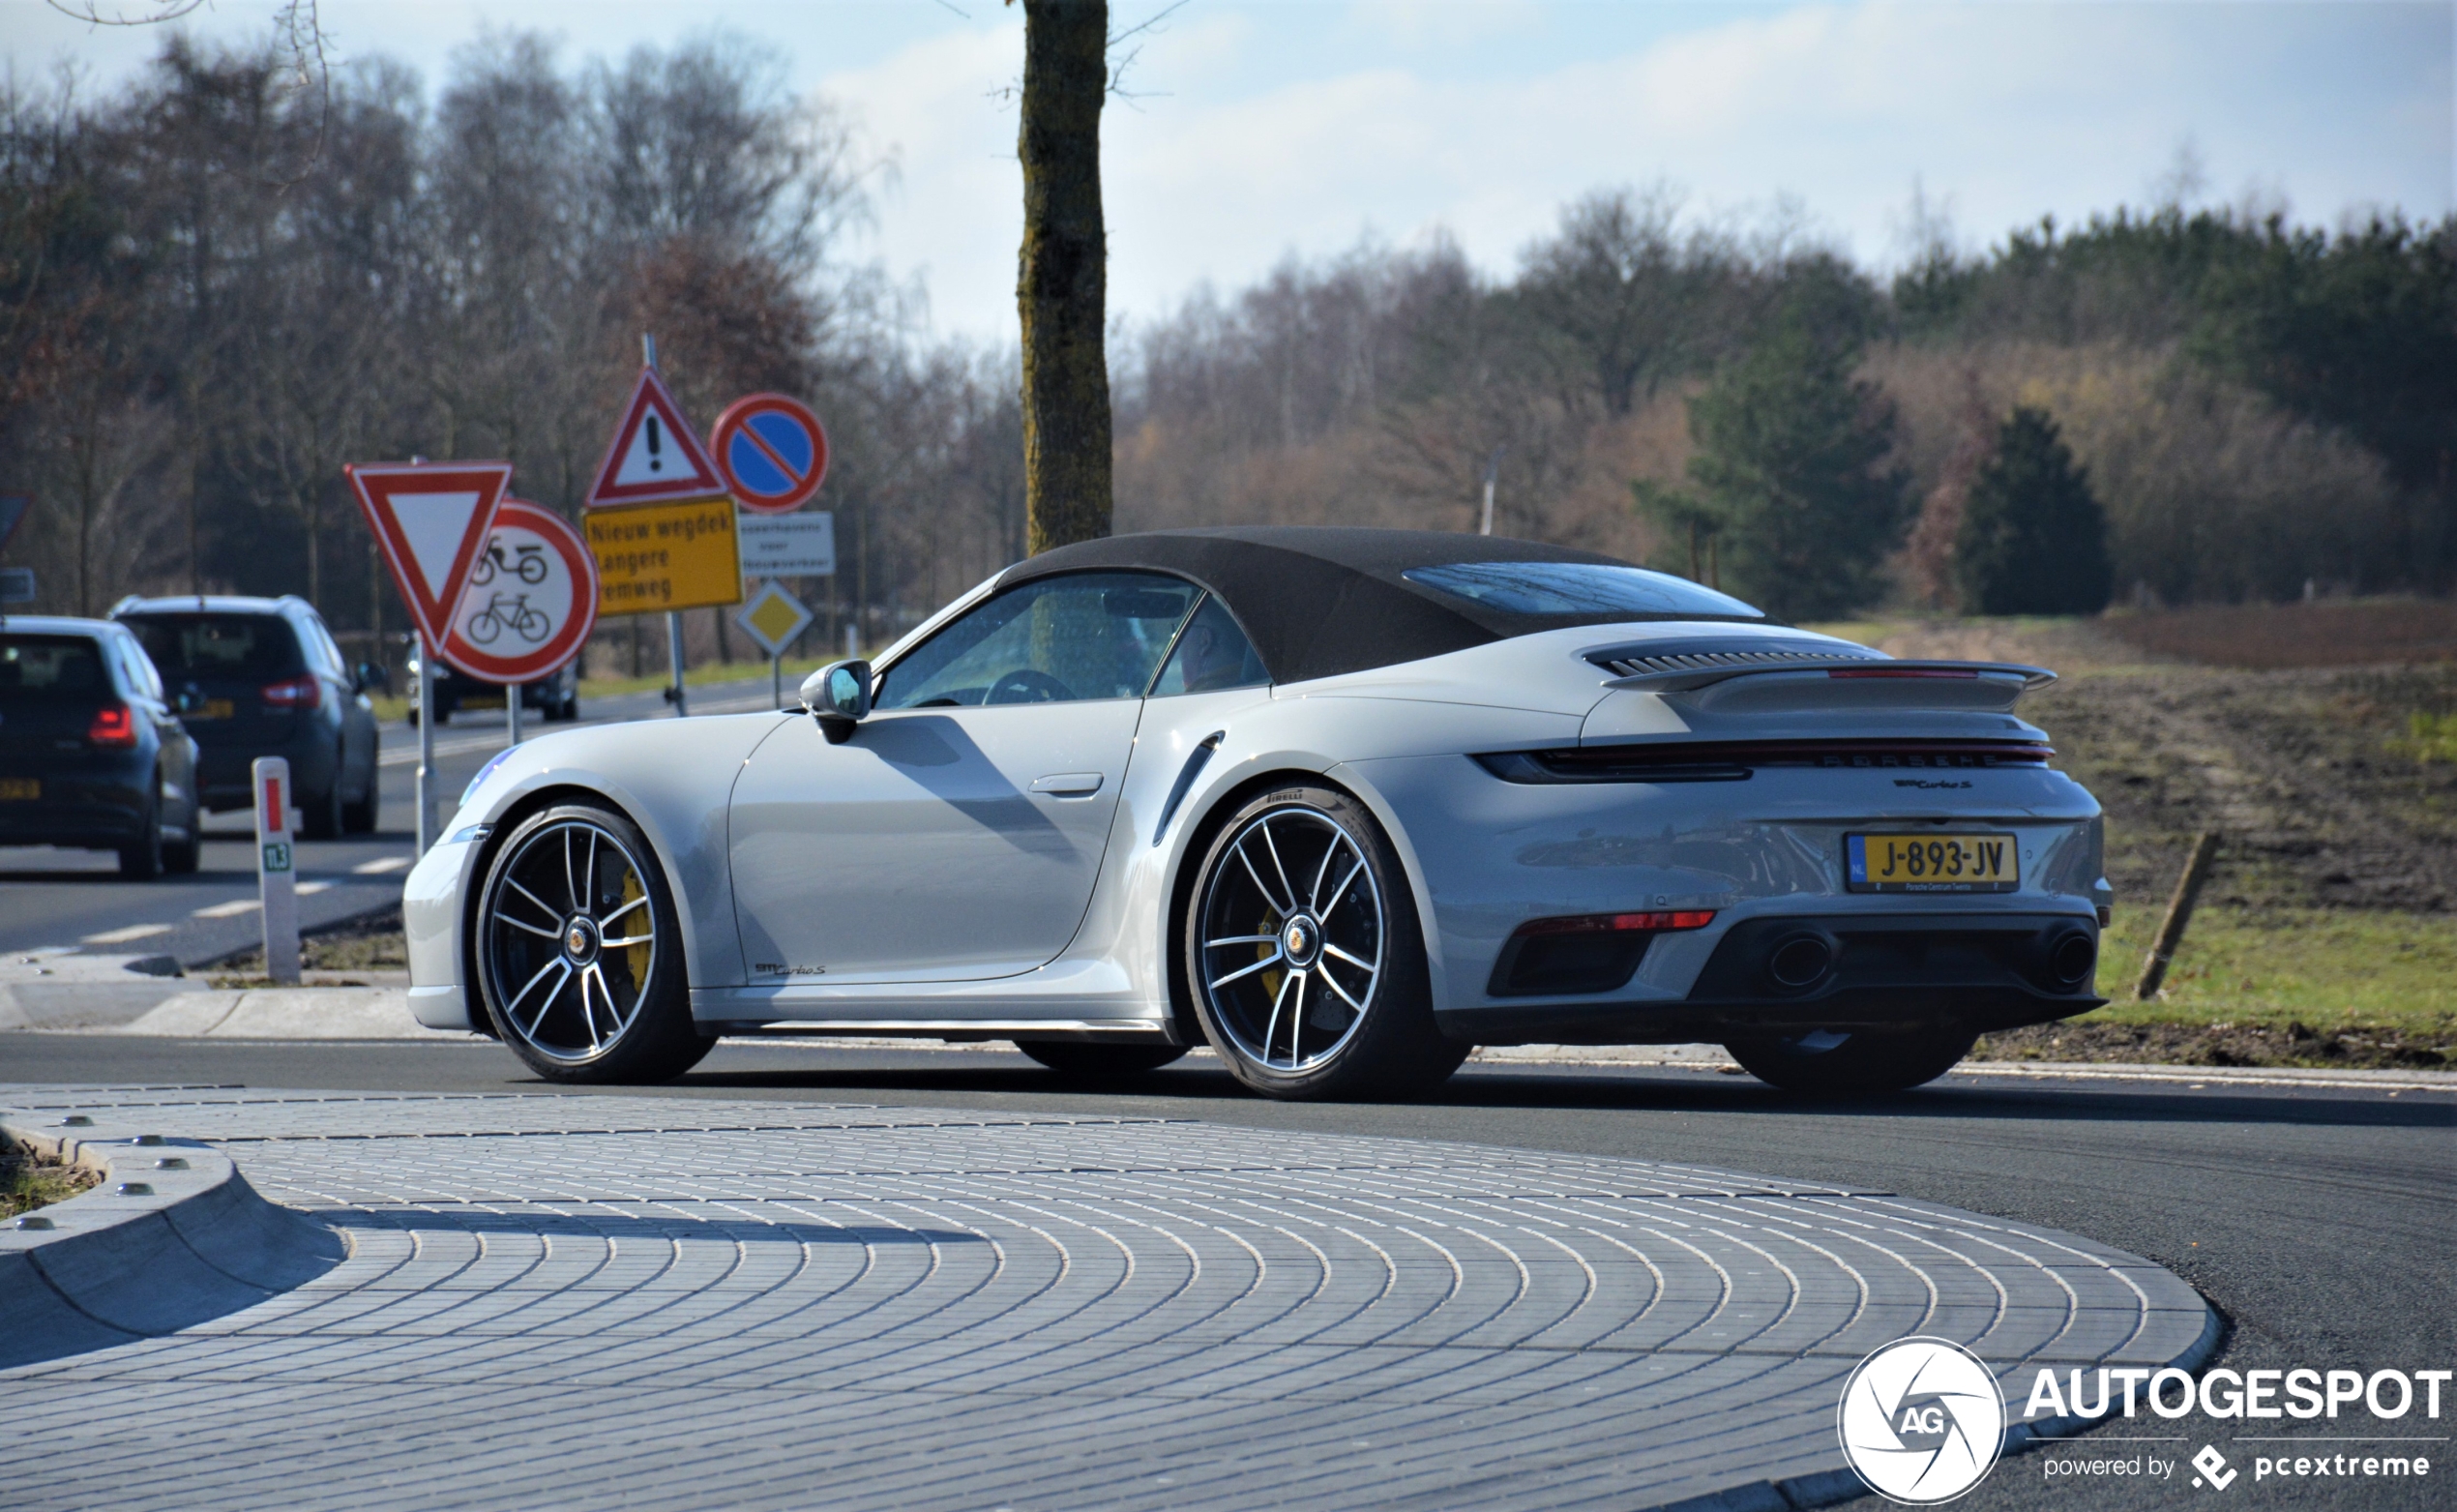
10, 1, 2451, 345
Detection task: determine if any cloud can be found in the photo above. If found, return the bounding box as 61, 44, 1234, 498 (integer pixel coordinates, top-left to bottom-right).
836, 0, 2450, 342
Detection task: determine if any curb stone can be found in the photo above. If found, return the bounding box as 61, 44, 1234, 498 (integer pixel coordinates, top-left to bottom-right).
0, 1113, 344, 1369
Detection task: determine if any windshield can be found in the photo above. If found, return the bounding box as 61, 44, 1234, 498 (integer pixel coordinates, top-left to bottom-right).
1403, 561, 1764, 620
123, 613, 305, 681
0, 635, 111, 703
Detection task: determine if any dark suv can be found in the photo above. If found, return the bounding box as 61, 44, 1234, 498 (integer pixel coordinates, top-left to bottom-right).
0, 616, 201, 876
113, 595, 381, 838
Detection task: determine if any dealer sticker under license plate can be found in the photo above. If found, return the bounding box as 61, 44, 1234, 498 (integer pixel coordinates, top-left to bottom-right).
1847, 832, 2019, 892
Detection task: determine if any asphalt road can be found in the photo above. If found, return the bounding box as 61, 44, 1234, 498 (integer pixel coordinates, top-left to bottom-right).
10, 1037, 2449, 1511
0, 675, 790, 966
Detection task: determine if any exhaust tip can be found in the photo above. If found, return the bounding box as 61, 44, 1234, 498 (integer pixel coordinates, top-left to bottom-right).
2047, 929, 2097, 989
1766, 933, 1836, 991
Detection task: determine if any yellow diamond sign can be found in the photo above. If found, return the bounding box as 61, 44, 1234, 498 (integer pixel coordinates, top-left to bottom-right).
735, 578, 814, 657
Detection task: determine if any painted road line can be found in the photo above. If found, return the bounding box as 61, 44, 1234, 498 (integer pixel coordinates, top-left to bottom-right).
192, 899, 261, 919
378, 732, 511, 767
79, 923, 173, 945
1945, 1061, 2457, 1094
297, 881, 333, 896
351, 856, 411, 875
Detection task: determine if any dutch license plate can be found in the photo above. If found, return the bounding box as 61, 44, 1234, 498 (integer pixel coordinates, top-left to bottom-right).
1848, 832, 2019, 892
192, 698, 234, 720
0, 778, 37, 801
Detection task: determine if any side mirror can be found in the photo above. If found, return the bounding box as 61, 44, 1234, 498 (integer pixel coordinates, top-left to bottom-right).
799, 659, 873, 743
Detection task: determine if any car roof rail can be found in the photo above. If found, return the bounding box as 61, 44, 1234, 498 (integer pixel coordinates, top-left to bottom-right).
108, 594, 142, 616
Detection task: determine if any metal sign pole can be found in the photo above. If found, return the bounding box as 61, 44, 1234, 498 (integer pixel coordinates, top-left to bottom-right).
506, 674, 522, 747
666, 609, 689, 717
416, 629, 436, 851
771, 649, 783, 710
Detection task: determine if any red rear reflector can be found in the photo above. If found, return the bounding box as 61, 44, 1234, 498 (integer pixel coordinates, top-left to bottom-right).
260, 675, 320, 710
1515, 909, 1715, 937
1827, 667, 1978, 679
87, 705, 137, 747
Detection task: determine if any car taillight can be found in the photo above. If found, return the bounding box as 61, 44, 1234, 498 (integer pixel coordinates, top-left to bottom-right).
1513, 909, 1717, 936
261, 675, 320, 711
88, 705, 138, 747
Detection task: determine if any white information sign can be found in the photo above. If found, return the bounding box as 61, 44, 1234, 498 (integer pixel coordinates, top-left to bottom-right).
735, 510, 835, 578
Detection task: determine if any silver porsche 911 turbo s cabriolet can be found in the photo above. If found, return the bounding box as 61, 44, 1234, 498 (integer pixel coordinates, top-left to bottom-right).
404, 526, 2111, 1099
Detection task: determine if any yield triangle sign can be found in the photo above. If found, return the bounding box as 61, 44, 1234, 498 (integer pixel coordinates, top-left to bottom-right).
345, 460, 513, 645
585, 366, 725, 508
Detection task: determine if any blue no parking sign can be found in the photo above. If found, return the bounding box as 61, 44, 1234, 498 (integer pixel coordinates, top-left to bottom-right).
711, 393, 829, 515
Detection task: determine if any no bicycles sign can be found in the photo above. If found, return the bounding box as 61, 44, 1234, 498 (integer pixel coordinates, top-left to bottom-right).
437, 499, 599, 684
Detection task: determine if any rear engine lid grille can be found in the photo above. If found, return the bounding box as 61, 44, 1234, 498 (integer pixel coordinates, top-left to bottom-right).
1586, 637, 1886, 679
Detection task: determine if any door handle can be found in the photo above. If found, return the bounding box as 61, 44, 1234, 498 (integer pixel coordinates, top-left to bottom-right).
1030, 772, 1104, 797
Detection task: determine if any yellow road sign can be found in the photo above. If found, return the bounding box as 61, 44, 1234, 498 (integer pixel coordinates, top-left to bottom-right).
735, 579, 814, 657
583, 495, 743, 614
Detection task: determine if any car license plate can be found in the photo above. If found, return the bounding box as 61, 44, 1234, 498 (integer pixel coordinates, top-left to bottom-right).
192, 698, 234, 720
1847, 832, 2019, 892
0, 778, 37, 801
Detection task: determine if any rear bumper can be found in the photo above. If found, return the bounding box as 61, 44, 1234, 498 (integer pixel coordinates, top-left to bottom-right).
1436, 910, 2104, 1045
196, 728, 337, 810
0, 762, 152, 845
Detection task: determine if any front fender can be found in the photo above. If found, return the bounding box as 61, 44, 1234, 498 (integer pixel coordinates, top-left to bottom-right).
417, 715, 786, 1019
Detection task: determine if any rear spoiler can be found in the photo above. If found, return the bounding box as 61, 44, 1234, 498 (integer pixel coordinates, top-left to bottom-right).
1604, 659, 2056, 695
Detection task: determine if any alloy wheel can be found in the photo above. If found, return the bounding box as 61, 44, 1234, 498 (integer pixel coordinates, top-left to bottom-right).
480, 818, 659, 1063
1196, 805, 1384, 1073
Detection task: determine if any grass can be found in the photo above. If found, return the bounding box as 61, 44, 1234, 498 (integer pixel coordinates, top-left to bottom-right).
2390, 711, 2457, 765
1, 1140, 100, 1222
211, 910, 407, 986
575, 655, 842, 701
1974, 904, 2457, 1070
2090, 904, 2457, 1031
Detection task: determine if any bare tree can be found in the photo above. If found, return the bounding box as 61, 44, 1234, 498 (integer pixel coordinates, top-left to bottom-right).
1015, 0, 1111, 554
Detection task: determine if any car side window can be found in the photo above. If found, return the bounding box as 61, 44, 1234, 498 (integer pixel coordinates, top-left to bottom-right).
875, 572, 1200, 709
1149, 595, 1269, 697
116, 635, 163, 700
299, 613, 344, 678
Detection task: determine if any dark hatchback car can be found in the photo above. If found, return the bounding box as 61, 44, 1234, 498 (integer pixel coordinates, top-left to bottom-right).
0, 616, 201, 877
403, 649, 578, 726
113, 595, 381, 838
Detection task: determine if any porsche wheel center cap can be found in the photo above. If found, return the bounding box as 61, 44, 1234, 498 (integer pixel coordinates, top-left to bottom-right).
563, 917, 600, 962
1281, 915, 1321, 966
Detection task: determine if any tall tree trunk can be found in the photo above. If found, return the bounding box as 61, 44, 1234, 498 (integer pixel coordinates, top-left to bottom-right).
1017, 0, 1111, 555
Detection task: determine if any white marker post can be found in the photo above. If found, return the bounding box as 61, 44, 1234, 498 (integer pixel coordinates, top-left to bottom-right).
253, 756, 301, 985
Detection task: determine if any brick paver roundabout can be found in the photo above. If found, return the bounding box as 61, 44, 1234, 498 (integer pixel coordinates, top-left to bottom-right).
1, 1087, 2210, 1510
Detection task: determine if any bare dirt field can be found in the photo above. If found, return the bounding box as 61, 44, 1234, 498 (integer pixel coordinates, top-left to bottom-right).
1820, 604, 2457, 1068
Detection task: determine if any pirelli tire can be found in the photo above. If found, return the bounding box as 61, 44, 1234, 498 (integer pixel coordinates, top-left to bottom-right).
1183, 784, 1467, 1101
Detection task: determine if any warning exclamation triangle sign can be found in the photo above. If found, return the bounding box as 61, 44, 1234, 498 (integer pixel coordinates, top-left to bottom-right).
585, 366, 725, 508
344, 460, 513, 646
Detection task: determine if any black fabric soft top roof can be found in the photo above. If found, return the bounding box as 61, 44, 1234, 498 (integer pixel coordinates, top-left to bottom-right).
998, 526, 1739, 685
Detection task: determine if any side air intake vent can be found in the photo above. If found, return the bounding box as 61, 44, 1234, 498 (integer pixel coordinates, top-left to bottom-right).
1586, 637, 1886, 680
